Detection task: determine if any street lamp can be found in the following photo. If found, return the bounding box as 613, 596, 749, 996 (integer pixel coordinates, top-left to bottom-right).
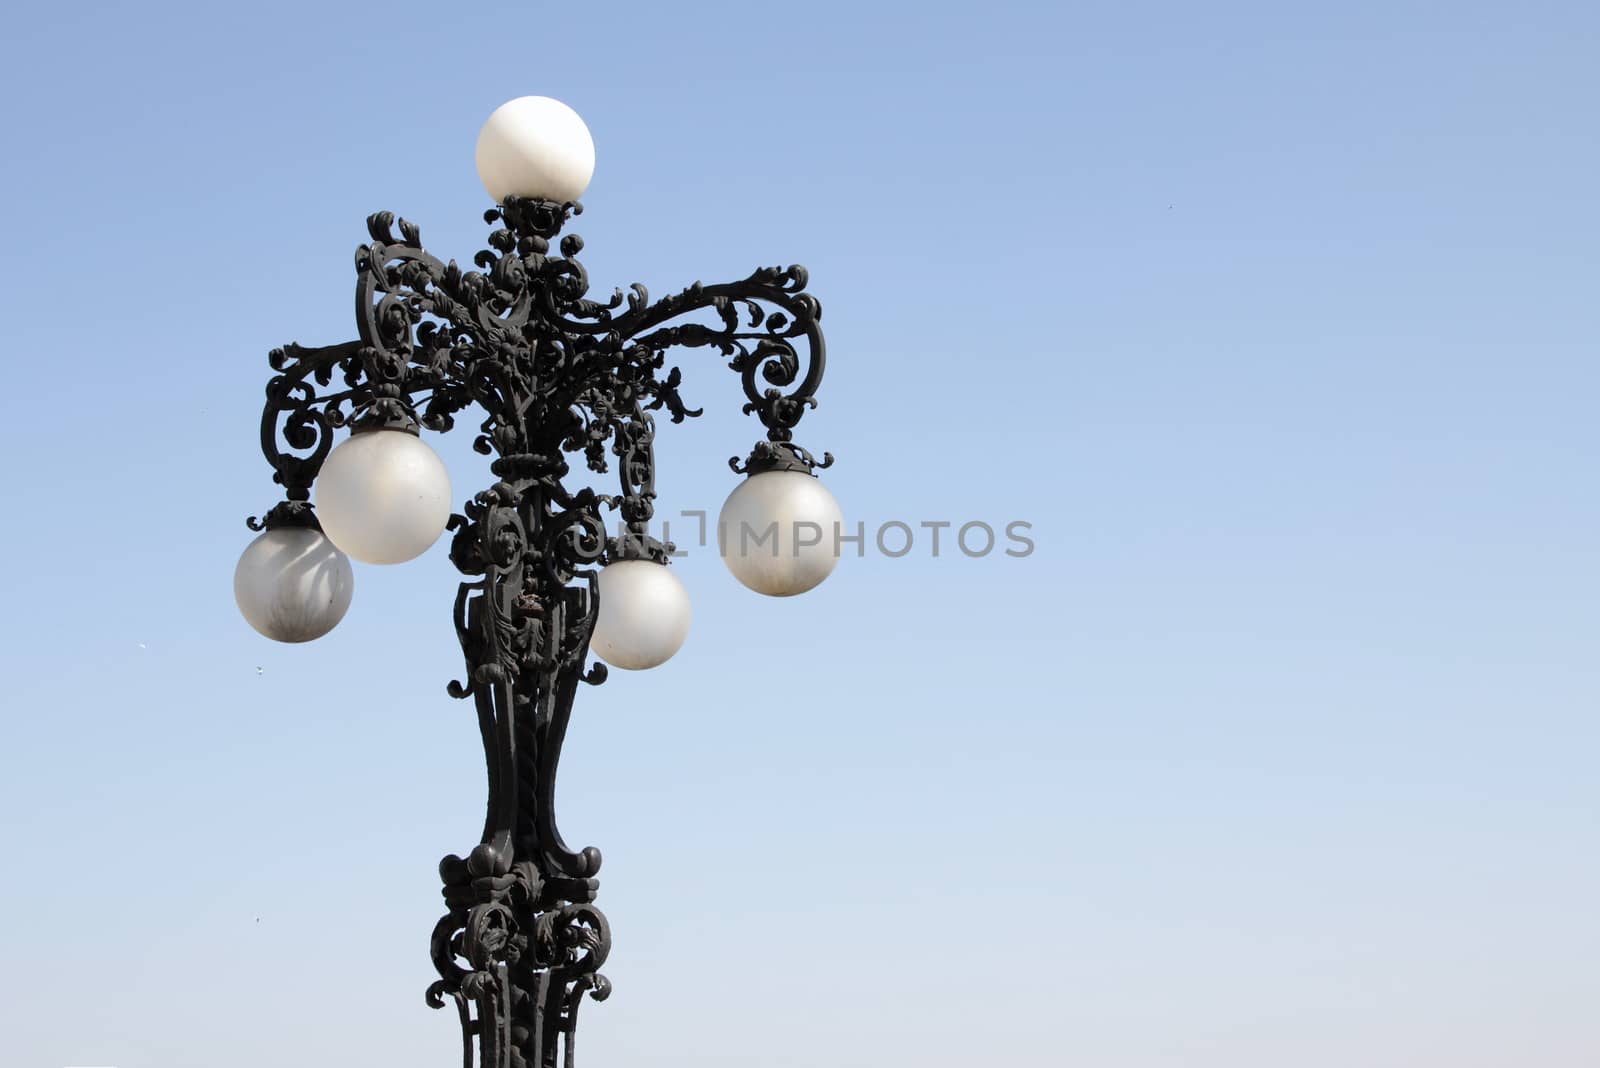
235, 96, 839, 1067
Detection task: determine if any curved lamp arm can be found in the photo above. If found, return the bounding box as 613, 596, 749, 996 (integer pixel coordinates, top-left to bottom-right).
252, 198, 830, 526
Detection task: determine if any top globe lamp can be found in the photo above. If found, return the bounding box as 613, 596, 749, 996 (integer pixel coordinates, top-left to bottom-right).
475, 95, 596, 205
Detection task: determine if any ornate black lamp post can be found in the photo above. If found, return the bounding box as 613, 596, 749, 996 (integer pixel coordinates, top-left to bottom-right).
234, 96, 841, 1068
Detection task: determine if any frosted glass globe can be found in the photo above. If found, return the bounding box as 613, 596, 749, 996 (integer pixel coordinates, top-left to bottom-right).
314, 430, 453, 565
590, 560, 692, 671
234, 526, 354, 643
718, 470, 843, 597
475, 96, 595, 205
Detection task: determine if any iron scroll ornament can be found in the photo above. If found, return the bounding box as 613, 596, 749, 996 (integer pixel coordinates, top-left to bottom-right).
248, 197, 830, 1068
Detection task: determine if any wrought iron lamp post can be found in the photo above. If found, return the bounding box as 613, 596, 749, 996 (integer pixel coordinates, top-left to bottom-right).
234, 96, 840, 1068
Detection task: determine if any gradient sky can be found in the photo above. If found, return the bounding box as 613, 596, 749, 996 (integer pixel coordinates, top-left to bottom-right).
1, 2, 1597, 1066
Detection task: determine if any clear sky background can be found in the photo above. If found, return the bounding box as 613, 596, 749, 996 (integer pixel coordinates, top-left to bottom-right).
0, 2, 1596, 1066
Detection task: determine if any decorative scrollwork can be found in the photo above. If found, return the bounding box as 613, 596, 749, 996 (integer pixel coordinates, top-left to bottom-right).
251, 341, 361, 510
251, 195, 829, 1068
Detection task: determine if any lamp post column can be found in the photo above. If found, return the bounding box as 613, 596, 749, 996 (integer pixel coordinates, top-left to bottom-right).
237, 96, 843, 1068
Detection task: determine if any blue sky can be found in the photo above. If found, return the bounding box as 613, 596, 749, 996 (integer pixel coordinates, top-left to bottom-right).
1, 1, 1596, 1065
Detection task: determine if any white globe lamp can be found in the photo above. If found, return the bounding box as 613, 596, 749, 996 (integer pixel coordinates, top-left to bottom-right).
589, 560, 692, 670
314, 429, 453, 565
475, 96, 595, 205
234, 526, 354, 643
719, 470, 843, 597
